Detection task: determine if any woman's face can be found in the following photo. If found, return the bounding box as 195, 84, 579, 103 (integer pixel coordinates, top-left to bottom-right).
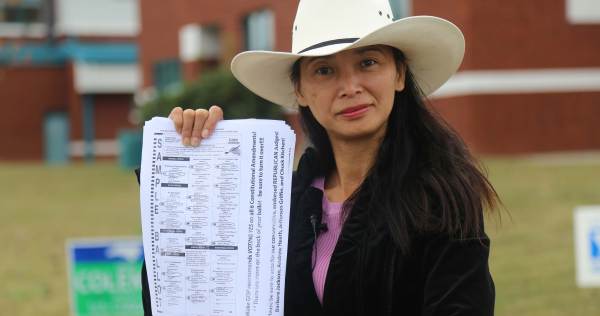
296, 45, 405, 142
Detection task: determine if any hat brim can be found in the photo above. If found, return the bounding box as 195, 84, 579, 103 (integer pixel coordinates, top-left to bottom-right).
230, 16, 465, 109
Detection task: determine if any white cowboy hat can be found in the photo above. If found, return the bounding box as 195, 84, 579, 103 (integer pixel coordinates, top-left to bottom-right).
230, 0, 465, 109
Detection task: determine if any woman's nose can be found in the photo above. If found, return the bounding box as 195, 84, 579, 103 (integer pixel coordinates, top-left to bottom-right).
337, 69, 363, 98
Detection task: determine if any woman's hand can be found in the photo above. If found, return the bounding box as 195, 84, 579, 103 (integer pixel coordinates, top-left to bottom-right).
168, 105, 224, 147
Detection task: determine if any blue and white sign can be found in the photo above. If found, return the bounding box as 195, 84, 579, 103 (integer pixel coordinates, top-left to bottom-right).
590, 227, 600, 271
66, 237, 144, 316
574, 206, 600, 287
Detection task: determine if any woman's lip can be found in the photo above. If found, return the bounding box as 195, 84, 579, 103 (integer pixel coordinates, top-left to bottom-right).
340, 104, 370, 114
339, 104, 371, 118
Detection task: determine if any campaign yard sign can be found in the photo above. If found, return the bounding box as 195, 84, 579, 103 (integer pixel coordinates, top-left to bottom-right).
67, 238, 144, 316
574, 206, 600, 287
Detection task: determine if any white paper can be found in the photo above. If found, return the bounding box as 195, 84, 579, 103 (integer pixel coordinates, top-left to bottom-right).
140, 117, 296, 316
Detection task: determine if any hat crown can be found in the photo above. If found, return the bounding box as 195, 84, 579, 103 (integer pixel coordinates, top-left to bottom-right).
291, 0, 394, 54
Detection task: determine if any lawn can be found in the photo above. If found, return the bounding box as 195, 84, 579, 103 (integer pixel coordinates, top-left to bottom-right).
1, 157, 599, 315
0, 163, 141, 316
485, 157, 600, 316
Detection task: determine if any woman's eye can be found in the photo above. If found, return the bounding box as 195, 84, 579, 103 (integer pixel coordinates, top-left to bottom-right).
315, 67, 333, 76
361, 59, 377, 67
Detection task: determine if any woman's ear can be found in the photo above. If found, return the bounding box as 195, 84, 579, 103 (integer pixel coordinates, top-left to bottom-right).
395, 63, 406, 92
295, 86, 308, 107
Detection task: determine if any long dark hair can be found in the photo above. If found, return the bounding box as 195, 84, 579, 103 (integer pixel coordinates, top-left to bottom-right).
291, 47, 499, 254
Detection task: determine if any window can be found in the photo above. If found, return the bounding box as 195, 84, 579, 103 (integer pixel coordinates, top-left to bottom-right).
153, 59, 182, 92
389, 0, 411, 20
55, 0, 140, 36
244, 9, 274, 51
0, 0, 45, 23
179, 24, 221, 62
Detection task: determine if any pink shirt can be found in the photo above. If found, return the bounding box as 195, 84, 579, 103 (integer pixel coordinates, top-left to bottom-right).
311, 177, 345, 304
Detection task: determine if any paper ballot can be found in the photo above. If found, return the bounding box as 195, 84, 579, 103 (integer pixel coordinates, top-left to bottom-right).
140, 117, 296, 316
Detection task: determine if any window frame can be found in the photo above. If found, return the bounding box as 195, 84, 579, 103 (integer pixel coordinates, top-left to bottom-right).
389, 0, 411, 20
0, 0, 46, 24
243, 8, 275, 51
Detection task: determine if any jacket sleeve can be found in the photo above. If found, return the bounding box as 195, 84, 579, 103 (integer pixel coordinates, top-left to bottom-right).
135, 168, 154, 316
421, 232, 495, 316
141, 261, 153, 315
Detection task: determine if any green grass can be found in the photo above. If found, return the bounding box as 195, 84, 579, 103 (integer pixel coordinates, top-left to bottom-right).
1, 158, 600, 315
484, 158, 600, 316
0, 163, 140, 316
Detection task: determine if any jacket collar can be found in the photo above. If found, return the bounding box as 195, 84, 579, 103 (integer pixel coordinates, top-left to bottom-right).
293, 147, 323, 190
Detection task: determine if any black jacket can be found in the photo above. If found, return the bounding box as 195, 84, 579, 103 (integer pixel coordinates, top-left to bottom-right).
139, 148, 495, 316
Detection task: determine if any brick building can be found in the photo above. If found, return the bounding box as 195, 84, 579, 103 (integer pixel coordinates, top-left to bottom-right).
423, 0, 600, 154
2, 0, 599, 160
140, 0, 600, 154
0, 0, 140, 161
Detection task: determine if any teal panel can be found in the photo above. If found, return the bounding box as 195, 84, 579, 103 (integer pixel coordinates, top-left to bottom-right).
0, 42, 66, 65
389, 0, 410, 20
44, 112, 69, 164
62, 40, 138, 64
0, 40, 138, 65
82, 95, 95, 163
118, 129, 143, 169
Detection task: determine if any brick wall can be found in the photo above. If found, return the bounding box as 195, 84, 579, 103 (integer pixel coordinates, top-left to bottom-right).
413, 0, 600, 70
0, 66, 68, 160
139, 0, 297, 88
431, 92, 600, 154
94, 94, 136, 139
417, 0, 600, 153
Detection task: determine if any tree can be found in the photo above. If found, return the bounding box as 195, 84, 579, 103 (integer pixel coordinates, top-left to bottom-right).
139, 68, 283, 122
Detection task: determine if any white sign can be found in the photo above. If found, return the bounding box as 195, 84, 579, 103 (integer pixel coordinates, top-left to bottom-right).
574, 206, 600, 287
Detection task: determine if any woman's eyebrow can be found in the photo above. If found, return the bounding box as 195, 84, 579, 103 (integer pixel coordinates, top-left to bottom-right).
354, 46, 385, 55
304, 56, 331, 67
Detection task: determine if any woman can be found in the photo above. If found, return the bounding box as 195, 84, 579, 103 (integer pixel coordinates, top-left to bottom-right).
141, 0, 499, 315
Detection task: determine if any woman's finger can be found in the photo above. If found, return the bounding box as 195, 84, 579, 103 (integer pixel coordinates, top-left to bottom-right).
169, 107, 183, 134
191, 109, 209, 147
181, 109, 196, 146
202, 105, 224, 139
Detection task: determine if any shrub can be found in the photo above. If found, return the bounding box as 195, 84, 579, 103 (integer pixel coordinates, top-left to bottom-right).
139, 67, 283, 122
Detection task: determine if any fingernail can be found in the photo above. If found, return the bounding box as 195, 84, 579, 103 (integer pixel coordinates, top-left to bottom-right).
183, 137, 190, 146
191, 137, 199, 147
202, 129, 209, 138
